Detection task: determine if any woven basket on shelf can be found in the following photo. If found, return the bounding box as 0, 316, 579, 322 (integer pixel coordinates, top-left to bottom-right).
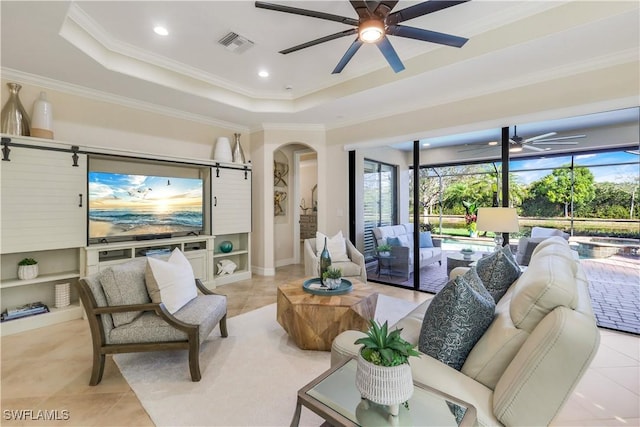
355, 352, 413, 407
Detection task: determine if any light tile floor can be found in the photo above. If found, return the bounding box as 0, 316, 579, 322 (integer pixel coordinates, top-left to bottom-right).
1, 263, 638, 426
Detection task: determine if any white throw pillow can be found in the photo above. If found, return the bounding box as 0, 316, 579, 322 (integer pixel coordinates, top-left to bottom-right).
145, 248, 198, 314
315, 231, 350, 262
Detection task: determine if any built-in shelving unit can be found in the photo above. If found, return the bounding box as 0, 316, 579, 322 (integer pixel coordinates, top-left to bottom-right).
213, 233, 251, 286
82, 235, 215, 286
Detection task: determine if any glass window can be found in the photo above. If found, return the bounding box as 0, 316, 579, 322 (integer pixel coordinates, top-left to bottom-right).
363, 160, 397, 260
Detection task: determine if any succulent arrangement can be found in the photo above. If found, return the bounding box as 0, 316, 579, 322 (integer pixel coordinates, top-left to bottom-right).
18, 258, 38, 266
377, 244, 392, 253
355, 320, 419, 367
322, 266, 343, 280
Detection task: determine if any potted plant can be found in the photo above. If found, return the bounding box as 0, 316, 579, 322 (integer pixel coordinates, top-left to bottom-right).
354, 320, 420, 417
377, 244, 392, 257
17, 258, 38, 280
463, 200, 478, 237
322, 266, 343, 289
460, 247, 474, 260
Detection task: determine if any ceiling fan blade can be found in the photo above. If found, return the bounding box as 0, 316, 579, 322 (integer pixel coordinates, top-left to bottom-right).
531, 141, 580, 145
255, 1, 358, 26
280, 29, 357, 54
388, 0, 470, 25
525, 132, 556, 142
332, 38, 364, 74
377, 36, 405, 73
387, 25, 468, 48
522, 144, 546, 152
531, 135, 586, 143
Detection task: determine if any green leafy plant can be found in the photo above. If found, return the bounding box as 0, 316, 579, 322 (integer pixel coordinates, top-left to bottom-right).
322, 266, 342, 280
355, 320, 419, 367
377, 244, 392, 253
18, 258, 37, 266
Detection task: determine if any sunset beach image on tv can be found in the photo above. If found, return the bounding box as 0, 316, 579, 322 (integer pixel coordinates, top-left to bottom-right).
88, 172, 203, 239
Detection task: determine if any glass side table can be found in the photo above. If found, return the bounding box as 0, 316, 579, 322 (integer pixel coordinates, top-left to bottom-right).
290, 358, 477, 427
376, 254, 396, 279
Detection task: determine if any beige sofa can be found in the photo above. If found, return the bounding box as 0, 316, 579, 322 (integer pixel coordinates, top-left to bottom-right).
372, 223, 442, 279
331, 237, 600, 426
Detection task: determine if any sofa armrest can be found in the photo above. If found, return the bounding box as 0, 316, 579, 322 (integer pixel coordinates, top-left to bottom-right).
304, 238, 319, 277
345, 239, 367, 283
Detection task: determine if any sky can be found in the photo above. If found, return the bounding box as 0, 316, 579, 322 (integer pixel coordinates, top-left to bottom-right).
88, 172, 203, 209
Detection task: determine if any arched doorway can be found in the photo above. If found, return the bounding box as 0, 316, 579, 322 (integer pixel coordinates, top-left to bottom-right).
273, 144, 317, 268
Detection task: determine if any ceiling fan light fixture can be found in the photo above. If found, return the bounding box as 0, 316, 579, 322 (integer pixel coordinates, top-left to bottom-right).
509, 142, 523, 153
359, 20, 384, 43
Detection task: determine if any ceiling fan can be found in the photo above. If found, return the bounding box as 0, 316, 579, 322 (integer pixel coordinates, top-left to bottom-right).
255, 0, 470, 74
458, 126, 587, 153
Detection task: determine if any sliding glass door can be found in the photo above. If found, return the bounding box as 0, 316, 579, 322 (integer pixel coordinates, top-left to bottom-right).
363, 159, 397, 261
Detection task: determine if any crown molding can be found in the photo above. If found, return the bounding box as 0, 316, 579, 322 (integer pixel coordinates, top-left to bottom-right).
1, 68, 249, 132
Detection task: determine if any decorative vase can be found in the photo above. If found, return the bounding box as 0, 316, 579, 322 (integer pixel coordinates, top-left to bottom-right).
219, 240, 233, 253
232, 132, 245, 164
18, 264, 38, 280
55, 283, 71, 308
355, 353, 414, 417
470, 230, 478, 238
214, 137, 233, 162
31, 91, 54, 139
319, 237, 331, 285
1, 82, 31, 136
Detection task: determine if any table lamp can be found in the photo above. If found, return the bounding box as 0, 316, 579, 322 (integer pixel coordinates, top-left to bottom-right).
476, 207, 520, 251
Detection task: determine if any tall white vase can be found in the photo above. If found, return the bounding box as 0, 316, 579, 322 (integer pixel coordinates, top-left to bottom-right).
214, 137, 232, 162
31, 91, 54, 139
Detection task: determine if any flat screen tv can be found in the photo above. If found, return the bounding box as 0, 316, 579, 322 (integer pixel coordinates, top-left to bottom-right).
88, 171, 203, 242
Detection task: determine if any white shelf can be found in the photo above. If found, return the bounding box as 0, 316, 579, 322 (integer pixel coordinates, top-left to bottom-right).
214, 270, 251, 287
213, 249, 249, 258
0, 271, 80, 289
1, 303, 83, 336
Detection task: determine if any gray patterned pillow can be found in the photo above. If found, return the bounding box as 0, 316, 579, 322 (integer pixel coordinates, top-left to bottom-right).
99, 258, 150, 327
476, 245, 521, 303
418, 269, 496, 370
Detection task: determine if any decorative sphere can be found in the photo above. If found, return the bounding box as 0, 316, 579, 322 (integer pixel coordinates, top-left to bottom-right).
219, 241, 233, 253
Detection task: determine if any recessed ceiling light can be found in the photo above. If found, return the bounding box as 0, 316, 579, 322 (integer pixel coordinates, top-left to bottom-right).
258, 70, 269, 78
488, 141, 498, 146
422, 142, 430, 147
154, 26, 169, 36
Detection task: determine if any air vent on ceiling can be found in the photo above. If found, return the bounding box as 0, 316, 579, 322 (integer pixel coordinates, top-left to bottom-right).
218, 32, 254, 54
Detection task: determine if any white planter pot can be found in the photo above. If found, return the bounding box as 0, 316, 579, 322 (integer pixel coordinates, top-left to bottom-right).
325, 278, 342, 289
18, 264, 38, 280
355, 353, 413, 416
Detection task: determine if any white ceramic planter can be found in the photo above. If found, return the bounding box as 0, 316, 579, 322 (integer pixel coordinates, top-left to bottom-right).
355, 353, 413, 416
18, 264, 39, 280
325, 278, 342, 289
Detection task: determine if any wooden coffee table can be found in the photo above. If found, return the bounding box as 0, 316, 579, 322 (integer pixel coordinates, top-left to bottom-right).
277, 278, 378, 351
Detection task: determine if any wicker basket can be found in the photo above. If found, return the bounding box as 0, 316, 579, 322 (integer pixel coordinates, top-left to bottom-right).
355, 353, 413, 406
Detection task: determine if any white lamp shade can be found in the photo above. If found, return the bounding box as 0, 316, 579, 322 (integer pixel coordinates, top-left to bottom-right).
476, 207, 519, 233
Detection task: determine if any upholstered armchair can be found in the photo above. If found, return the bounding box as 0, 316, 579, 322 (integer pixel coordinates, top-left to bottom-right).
76, 253, 228, 385
304, 235, 367, 283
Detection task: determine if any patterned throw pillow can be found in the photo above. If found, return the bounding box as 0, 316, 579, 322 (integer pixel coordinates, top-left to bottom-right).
418, 269, 496, 371
476, 246, 521, 303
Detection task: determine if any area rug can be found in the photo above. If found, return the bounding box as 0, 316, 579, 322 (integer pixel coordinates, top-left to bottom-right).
113, 294, 420, 426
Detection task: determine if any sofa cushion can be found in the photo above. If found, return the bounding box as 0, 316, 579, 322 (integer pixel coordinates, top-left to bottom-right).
462, 286, 529, 390
515, 237, 546, 266
331, 261, 362, 278
510, 243, 579, 332
145, 248, 198, 314
419, 231, 434, 248
531, 226, 570, 240
316, 231, 350, 262
84, 274, 115, 335
418, 269, 496, 370
99, 257, 150, 327
387, 236, 403, 247
109, 294, 226, 345
476, 246, 521, 303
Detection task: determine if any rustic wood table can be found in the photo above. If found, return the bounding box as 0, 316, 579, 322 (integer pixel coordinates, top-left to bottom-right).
276, 278, 378, 351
